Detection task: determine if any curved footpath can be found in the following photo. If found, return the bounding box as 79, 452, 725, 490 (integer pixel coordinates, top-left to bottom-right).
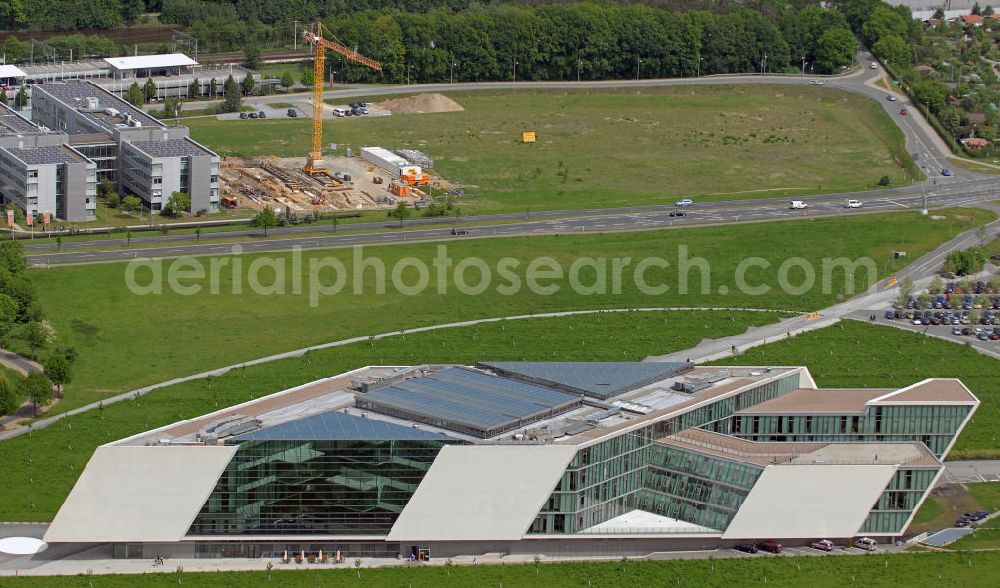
0, 307, 795, 442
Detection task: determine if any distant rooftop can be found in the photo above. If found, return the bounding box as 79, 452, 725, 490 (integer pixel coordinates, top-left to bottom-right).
737, 379, 978, 415
105, 54, 198, 71
0, 65, 26, 79
5, 145, 89, 166
0, 103, 42, 135
33, 80, 164, 133
478, 361, 691, 400
130, 138, 213, 158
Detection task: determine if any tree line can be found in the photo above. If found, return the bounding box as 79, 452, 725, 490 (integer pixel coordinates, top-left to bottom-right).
174, 2, 856, 83
0, 241, 73, 418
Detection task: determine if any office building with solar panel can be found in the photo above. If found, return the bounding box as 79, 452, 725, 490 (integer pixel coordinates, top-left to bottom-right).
44, 362, 977, 560
0, 79, 219, 221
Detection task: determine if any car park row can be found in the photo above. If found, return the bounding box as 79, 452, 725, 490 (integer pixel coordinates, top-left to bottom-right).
734, 537, 876, 555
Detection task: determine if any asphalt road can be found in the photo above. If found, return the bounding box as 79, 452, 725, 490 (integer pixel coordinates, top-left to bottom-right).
25, 50, 998, 265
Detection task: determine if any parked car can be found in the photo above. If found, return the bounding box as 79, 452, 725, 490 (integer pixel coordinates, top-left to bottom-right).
239, 112, 248, 119
287, 108, 297, 117
969, 511, 989, 521
956, 516, 972, 528
247, 112, 258, 119
332, 108, 347, 117
810, 539, 834, 552
757, 540, 783, 554
675, 198, 693, 207
941, 168, 953, 177
809, 80, 824, 85
668, 211, 687, 217
846, 199, 863, 208
258, 111, 267, 119
734, 543, 758, 554
854, 537, 877, 551
953, 326, 963, 335
350, 102, 361, 108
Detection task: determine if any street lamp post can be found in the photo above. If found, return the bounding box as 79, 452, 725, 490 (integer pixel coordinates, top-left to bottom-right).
697, 56, 704, 78
450, 61, 457, 84
801, 55, 806, 75
636, 57, 642, 81
513, 59, 518, 82
577, 58, 581, 82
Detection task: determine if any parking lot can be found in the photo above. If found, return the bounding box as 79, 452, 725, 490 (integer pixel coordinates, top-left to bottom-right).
881, 279, 1000, 348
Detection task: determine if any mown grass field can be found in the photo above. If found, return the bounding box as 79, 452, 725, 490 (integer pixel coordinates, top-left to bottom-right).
22, 208, 989, 412
185, 85, 919, 213
1, 551, 999, 587
0, 310, 781, 521
708, 320, 1000, 459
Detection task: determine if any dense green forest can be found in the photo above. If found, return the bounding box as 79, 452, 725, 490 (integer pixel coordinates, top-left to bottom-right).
0, 0, 859, 83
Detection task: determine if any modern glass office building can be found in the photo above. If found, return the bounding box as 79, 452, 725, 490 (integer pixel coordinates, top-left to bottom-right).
45, 363, 978, 559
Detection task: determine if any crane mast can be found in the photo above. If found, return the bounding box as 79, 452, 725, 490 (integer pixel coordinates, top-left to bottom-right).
302, 21, 382, 176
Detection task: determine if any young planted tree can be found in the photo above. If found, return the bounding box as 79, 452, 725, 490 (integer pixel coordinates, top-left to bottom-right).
928, 275, 944, 295
188, 77, 200, 98
0, 292, 17, 345
242, 73, 255, 96
105, 191, 120, 209
14, 86, 27, 109
280, 71, 295, 89
121, 196, 142, 214
390, 203, 411, 227
897, 275, 915, 306
21, 371, 52, 416
22, 321, 48, 360
210, 77, 218, 97
126, 82, 144, 107
163, 192, 190, 217
44, 352, 72, 398
253, 207, 278, 236
143, 77, 157, 102
223, 74, 242, 113
243, 44, 261, 70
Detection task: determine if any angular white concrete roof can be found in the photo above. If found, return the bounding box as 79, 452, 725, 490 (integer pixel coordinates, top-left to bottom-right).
44, 445, 236, 543
104, 53, 197, 71
387, 445, 576, 542
722, 464, 897, 539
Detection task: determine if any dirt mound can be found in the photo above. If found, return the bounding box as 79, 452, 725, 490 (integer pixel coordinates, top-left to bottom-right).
378, 93, 464, 114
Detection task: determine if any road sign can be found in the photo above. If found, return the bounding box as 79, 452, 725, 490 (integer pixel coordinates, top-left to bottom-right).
887, 276, 897, 287
521, 131, 536, 143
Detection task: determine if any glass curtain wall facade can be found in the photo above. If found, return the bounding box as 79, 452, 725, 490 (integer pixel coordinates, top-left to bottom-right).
725, 404, 971, 457
529, 374, 799, 534
861, 467, 939, 534
188, 439, 451, 537
637, 444, 763, 531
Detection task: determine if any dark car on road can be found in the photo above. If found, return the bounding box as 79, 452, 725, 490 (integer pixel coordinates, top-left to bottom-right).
287, 108, 297, 117
450, 228, 468, 236
735, 543, 758, 554
668, 211, 687, 217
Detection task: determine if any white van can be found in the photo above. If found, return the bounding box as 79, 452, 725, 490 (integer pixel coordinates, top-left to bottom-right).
332, 108, 347, 117
853, 537, 877, 551
790, 200, 807, 209
846, 199, 863, 208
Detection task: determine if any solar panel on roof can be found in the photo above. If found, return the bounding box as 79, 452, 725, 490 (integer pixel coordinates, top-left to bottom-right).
477, 361, 692, 400
231, 410, 451, 442
357, 367, 582, 438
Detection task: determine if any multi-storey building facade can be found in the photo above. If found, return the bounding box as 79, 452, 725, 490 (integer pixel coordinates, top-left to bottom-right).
44, 362, 978, 560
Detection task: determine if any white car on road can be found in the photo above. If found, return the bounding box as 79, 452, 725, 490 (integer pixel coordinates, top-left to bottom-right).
846, 199, 863, 208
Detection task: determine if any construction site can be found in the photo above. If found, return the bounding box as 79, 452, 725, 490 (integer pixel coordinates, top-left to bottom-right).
218, 147, 442, 214
218, 22, 456, 216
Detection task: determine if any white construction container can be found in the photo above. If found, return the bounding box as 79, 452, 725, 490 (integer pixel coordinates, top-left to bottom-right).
361, 146, 409, 177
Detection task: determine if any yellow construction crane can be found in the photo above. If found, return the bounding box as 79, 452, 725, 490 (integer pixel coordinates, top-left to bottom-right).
302, 21, 382, 176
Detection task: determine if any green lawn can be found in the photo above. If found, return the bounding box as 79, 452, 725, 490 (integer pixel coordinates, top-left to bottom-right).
2, 552, 1000, 587
21, 208, 989, 413
708, 320, 1000, 459
968, 482, 1000, 515
950, 528, 1000, 550
0, 310, 781, 521
186, 85, 920, 214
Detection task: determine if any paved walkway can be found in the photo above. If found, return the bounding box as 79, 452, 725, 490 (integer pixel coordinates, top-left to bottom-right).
647, 203, 1000, 364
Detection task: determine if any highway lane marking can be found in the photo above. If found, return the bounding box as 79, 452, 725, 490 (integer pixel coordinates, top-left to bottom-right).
884, 199, 908, 208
